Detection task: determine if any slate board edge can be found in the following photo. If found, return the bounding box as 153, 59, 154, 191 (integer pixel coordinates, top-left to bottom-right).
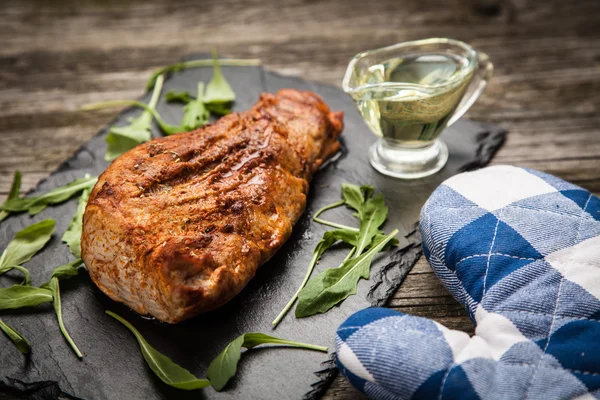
2, 61, 508, 399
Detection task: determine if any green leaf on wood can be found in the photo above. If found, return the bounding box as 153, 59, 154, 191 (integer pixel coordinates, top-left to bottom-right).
207, 332, 327, 391
0, 318, 31, 353
106, 310, 210, 390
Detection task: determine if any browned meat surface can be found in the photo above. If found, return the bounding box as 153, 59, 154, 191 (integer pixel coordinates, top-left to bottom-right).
81, 89, 343, 323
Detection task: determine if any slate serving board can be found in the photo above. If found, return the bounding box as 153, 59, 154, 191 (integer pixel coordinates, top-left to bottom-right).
0, 56, 506, 400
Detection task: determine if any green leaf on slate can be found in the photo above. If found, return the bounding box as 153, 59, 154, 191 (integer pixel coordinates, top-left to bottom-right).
295, 229, 398, 318
0, 219, 55, 270
341, 183, 368, 213
354, 193, 388, 256
0, 285, 53, 310
41, 276, 83, 358
49, 258, 83, 280
205, 102, 232, 116
272, 228, 358, 327
207, 333, 327, 391
1, 177, 97, 216
0, 170, 22, 222
106, 310, 210, 390
165, 90, 194, 104
62, 181, 91, 258
0, 318, 31, 353
180, 82, 209, 131
104, 74, 165, 161
204, 50, 236, 104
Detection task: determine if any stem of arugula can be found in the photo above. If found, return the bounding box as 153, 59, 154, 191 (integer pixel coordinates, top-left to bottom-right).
262, 338, 328, 352
148, 74, 164, 109
313, 200, 359, 232
147, 59, 261, 89
342, 247, 356, 263
272, 249, 322, 328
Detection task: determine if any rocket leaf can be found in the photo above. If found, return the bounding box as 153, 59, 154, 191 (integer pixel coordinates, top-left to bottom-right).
0, 170, 22, 222
165, 90, 194, 104
0, 177, 97, 216
61, 181, 91, 258
0, 285, 53, 310
295, 229, 398, 318
272, 228, 357, 327
0, 219, 55, 270
41, 276, 83, 358
204, 50, 236, 104
106, 310, 210, 390
104, 74, 164, 161
179, 82, 209, 132
207, 333, 327, 391
146, 58, 260, 90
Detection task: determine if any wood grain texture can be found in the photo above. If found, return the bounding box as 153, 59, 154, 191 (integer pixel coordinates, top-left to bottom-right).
0, 0, 599, 398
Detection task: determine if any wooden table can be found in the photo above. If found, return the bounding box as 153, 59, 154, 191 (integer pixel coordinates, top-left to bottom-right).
1, 0, 599, 398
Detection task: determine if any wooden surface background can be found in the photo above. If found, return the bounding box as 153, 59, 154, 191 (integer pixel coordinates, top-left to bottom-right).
1, 0, 599, 398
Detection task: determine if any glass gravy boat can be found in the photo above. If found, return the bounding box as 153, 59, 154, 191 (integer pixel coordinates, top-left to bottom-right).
343, 38, 493, 179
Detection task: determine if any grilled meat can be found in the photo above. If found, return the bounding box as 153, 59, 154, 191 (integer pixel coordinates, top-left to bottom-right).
81, 89, 343, 323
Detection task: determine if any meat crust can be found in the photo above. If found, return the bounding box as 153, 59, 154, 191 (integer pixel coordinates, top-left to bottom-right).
81, 89, 343, 323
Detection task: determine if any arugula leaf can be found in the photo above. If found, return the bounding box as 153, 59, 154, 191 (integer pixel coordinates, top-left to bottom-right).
84, 98, 185, 136
0, 219, 55, 270
146, 58, 260, 90
62, 181, 91, 258
165, 90, 194, 104
272, 228, 358, 327
205, 102, 232, 116
354, 193, 388, 256
0, 171, 22, 222
204, 50, 236, 104
179, 82, 209, 131
0, 318, 31, 353
106, 310, 210, 390
1, 177, 97, 216
49, 258, 83, 280
104, 74, 164, 161
295, 229, 398, 318
0, 285, 53, 310
41, 275, 83, 358
166, 90, 232, 116
341, 183, 367, 213
207, 333, 327, 391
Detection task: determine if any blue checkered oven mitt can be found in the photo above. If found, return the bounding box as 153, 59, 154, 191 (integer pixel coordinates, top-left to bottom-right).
336, 166, 600, 400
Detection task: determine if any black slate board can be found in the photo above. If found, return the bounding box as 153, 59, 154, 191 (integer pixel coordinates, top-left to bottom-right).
0, 56, 506, 400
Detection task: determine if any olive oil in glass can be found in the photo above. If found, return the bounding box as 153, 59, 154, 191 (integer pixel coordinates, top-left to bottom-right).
343, 39, 493, 179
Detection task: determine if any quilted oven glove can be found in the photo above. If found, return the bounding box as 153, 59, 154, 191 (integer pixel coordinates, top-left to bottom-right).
335, 166, 600, 400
